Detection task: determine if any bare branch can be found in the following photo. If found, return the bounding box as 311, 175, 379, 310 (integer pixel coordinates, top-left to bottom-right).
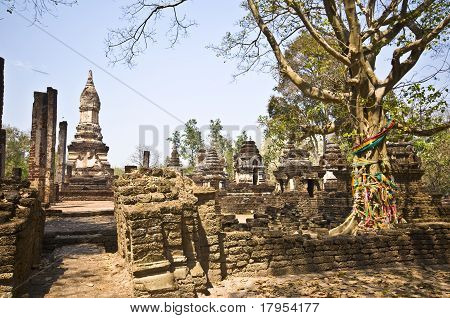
247, 0, 345, 104
285, 0, 351, 66
397, 122, 450, 136
106, 0, 193, 65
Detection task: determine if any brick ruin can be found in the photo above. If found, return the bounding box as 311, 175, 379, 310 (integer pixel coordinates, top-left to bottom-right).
114, 168, 211, 297
113, 138, 449, 297
234, 140, 266, 185
0, 54, 449, 298
62, 70, 113, 201
56, 121, 68, 194
388, 141, 448, 221
0, 57, 46, 298
114, 166, 449, 297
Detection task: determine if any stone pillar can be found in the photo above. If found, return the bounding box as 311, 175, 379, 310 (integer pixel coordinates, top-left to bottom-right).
0, 57, 4, 128
0, 129, 5, 179
0, 57, 5, 178
56, 121, 68, 186
29, 92, 48, 201
143, 150, 150, 168
28, 88, 58, 204
66, 165, 72, 178
44, 88, 57, 203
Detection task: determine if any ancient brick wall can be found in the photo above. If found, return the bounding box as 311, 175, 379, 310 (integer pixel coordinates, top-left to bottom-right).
28, 89, 58, 205
114, 168, 209, 297
0, 179, 45, 297
317, 191, 353, 228
219, 223, 449, 278
395, 177, 443, 222
115, 170, 449, 298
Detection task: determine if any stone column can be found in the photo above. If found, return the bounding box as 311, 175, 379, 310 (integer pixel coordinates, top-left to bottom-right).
28, 88, 58, 204
0, 130, 5, 179
29, 92, 48, 202
0, 57, 4, 128
143, 150, 150, 168
0, 57, 5, 178
44, 87, 58, 203
56, 121, 68, 187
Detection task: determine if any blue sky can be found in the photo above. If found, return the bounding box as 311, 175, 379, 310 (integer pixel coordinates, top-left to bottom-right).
1, 1, 447, 167
0, 0, 276, 167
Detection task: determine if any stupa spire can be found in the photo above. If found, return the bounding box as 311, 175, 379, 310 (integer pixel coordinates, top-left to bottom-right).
86, 70, 94, 86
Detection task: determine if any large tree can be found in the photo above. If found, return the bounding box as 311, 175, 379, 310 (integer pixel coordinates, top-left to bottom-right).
104, 0, 450, 234
8, 0, 450, 233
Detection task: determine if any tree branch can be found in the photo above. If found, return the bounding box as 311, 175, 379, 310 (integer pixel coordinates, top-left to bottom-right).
285, 0, 351, 66
247, 0, 345, 104
381, 12, 450, 93
397, 122, 450, 136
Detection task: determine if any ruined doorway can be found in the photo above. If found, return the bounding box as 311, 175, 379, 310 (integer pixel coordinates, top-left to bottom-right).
252, 159, 259, 185
252, 168, 258, 185
307, 179, 314, 197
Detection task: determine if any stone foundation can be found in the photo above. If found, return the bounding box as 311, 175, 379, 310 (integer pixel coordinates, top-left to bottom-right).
115, 169, 449, 297
219, 223, 448, 278
114, 168, 210, 297
0, 179, 45, 297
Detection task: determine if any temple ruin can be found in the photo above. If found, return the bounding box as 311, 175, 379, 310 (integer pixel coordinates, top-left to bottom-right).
234, 140, 266, 185
0, 55, 449, 299
62, 71, 113, 201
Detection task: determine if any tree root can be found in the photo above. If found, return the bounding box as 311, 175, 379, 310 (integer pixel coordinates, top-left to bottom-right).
329, 211, 359, 236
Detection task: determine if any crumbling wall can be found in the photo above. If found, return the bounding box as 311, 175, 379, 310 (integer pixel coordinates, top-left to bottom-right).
220, 222, 449, 278
114, 168, 209, 297
115, 169, 449, 298
0, 179, 45, 297
317, 191, 353, 228
218, 184, 344, 230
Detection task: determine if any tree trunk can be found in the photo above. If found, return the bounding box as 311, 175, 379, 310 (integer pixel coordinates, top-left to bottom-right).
330, 98, 398, 236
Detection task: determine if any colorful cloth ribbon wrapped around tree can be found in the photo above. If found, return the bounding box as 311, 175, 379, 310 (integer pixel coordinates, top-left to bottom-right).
352, 119, 396, 156
350, 118, 398, 229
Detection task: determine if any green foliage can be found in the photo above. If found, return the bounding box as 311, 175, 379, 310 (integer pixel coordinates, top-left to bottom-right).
259, 33, 349, 167
413, 131, 450, 194
113, 167, 124, 177
180, 119, 204, 167
234, 130, 248, 153
167, 130, 181, 150
208, 119, 231, 157
5, 126, 30, 178
385, 84, 449, 140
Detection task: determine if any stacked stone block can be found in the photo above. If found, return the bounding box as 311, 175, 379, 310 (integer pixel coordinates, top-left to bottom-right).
114, 168, 208, 297
0, 179, 45, 297
193, 188, 224, 283
115, 167, 450, 298
220, 223, 449, 278
388, 141, 443, 222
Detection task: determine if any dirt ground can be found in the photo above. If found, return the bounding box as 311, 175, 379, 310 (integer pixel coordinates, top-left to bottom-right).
203, 265, 450, 298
